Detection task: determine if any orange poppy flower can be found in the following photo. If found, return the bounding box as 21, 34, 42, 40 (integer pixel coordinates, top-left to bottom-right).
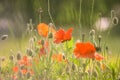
54, 28, 73, 44
52, 54, 67, 62
74, 42, 103, 60
13, 66, 19, 73
37, 23, 56, 37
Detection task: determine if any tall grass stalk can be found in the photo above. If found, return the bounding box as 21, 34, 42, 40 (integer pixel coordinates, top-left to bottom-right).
90, 0, 95, 28
79, 0, 82, 38
48, 0, 56, 29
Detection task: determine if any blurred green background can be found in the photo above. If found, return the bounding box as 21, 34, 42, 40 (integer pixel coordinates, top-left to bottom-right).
0, 0, 120, 56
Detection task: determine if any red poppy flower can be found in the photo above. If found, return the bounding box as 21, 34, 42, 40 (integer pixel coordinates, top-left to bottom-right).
74, 42, 103, 60
37, 23, 56, 37
54, 28, 73, 44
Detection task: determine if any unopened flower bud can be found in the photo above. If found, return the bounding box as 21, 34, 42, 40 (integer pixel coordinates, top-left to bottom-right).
112, 17, 119, 25
9, 55, 14, 61
41, 39, 44, 46
27, 72, 31, 79
89, 29, 95, 36
48, 32, 53, 38
16, 52, 21, 60
26, 48, 33, 56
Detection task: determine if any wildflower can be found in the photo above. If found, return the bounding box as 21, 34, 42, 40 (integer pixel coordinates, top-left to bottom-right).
21, 69, 27, 75
73, 42, 103, 60
54, 28, 73, 44
52, 54, 67, 62
37, 23, 56, 37
18, 56, 32, 66
13, 66, 19, 73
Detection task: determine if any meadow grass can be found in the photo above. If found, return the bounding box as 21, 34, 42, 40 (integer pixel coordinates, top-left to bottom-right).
0, 26, 120, 80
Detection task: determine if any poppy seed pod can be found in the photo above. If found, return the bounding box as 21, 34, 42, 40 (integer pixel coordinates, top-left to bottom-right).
1, 35, 8, 40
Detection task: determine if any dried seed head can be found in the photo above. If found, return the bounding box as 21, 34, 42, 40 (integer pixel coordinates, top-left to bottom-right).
1, 35, 8, 40
9, 55, 14, 61
112, 17, 119, 25
16, 52, 21, 60
26, 72, 31, 79
89, 29, 95, 36
26, 48, 33, 56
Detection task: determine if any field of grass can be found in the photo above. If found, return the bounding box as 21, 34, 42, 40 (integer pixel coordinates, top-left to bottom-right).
0, 25, 120, 80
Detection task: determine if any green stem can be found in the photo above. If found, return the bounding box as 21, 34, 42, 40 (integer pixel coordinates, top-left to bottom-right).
90, 0, 95, 28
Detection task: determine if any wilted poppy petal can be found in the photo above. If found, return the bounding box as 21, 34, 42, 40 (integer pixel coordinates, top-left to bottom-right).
94, 52, 103, 61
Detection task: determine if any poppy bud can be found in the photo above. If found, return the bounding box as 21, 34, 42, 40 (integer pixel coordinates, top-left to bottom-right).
48, 32, 53, 38
9, 55, 14, 61
72, 63, 76, 71
33, 36, 37, 42
112, 17, 119, 25
82, 33, 85, 42
1, 35, 8, 40
41, 39, 44, 46
26, 48, 33, 56
16, 52, 21, 60
1, 57, 5, 62
89, 29, 95, 36
26, 72, 31, 79
48, 23, 54, 27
